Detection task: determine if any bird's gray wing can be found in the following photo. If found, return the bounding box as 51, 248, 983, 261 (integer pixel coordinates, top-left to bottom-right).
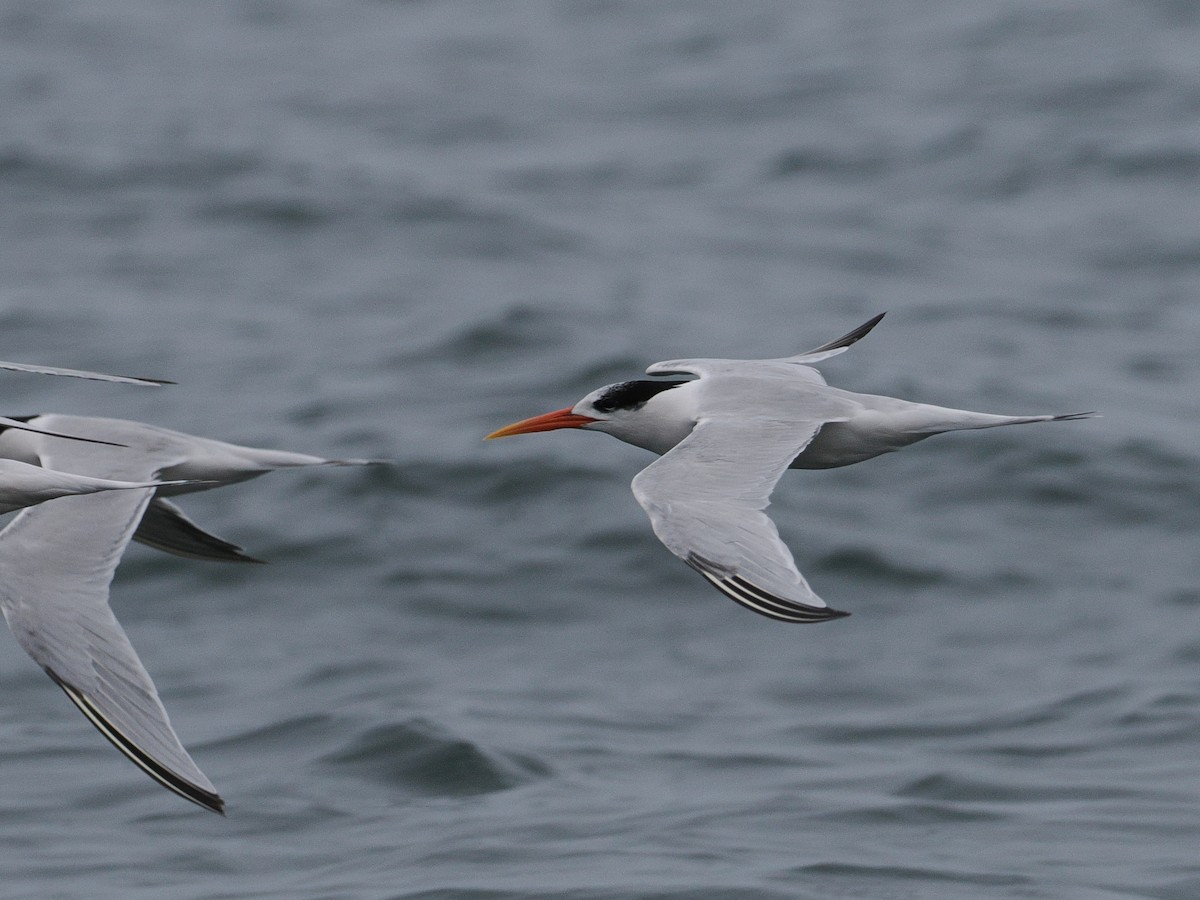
631, 413, 847, 623
136, 497, 264, 564
646, 313, 886, 382
0, 442, 223, 813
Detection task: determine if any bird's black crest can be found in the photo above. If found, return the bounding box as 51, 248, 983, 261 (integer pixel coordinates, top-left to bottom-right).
593, 380, 686, 413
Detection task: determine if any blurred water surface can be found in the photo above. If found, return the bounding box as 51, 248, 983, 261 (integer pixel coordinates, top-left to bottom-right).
1, 1, 1198, 897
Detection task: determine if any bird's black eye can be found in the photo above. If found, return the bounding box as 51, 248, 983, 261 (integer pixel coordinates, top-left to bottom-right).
592, 380, 686, 413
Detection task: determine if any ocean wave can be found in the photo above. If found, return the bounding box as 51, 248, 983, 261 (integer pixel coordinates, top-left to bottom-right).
893, 770, 1145, 804
0, 145, 261, 194
791, 861, 1033, 890
816, 546, 952, 588
319, 718, 550, 797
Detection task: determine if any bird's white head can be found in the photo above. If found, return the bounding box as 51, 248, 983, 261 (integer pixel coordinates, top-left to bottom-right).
487, 379, 694, 453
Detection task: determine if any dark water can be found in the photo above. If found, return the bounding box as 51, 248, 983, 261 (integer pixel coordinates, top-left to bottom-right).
0, 1, 1198, 897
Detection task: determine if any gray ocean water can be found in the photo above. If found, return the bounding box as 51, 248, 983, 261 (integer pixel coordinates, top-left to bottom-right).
0, 1, 1198, 897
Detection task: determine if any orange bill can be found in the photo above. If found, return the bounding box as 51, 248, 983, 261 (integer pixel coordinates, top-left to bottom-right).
486, 407, 598, 439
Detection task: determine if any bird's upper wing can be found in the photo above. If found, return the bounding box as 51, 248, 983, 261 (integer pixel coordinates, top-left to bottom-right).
645, 313, 885, 384
630, 383, 854, 623
0, 440, 223, 813
784, 311, 885, 364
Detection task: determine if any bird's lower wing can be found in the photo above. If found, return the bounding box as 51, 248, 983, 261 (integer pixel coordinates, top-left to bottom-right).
631, 413, 847, 623
0, 488, 223, 813
135, 497, 264, 564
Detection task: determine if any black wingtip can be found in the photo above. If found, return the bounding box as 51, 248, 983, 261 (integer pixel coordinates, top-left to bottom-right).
44, 668, 225, 815
685, 555, 849, 623
103, 374, 175, 386
129, 376, 176, 386
803, 312, 887, 355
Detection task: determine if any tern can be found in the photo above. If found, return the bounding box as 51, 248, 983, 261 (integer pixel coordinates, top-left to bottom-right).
487, 313, 1093, 623
0, 415, 382, 564
0, 417, 380, 814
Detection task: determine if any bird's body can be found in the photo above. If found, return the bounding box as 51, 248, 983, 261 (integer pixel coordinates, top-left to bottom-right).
0, 414, 374, 490
0, 415, 380, 562
488, 314, 1092, 622
599, 375, 1077, 470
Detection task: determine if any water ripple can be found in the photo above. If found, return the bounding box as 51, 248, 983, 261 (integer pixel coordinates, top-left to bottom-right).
320, 718, 550, 797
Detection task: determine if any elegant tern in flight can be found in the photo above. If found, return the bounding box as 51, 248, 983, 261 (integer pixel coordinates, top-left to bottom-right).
0, 415, 383, 563
488, 313, 1093, 623
0, 417, 380, 813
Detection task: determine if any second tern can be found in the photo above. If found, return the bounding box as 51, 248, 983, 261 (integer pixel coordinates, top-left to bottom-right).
488, 313, 1093, 623
0, 417, 381, 812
